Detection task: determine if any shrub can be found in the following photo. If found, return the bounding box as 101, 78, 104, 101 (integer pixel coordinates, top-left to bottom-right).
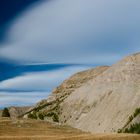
134, 108, 140, 118
52, 113, 59, 122
46, 112, 55, 117
2, 108, 10, 117
117, 129, 122, 133
118, 108, 140, 134
127, 108, 140, 125
46, 112, 59, 122
28, 112, 37, 119
124, 123, 140, 134
38, 113, 44, 120
128, 115, 133, 122
124, 128, 129, 133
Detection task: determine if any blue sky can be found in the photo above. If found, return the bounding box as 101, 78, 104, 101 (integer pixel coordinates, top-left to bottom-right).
0, 0, 140, 108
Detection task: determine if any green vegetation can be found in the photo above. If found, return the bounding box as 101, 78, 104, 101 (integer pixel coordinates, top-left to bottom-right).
118, 107, 140, 133
52, 113, 59, 122
129, 108, 140, 122
24, 101, 55, 116
133, 108, 140, 118
24, 93, 67, 122
46, 112, 55, 117
46, 112, 59, 122
28, 111, 37, 119
2, 108, 10, 117
125, 108, 140, 128
38, 113, 44, 120
128, 115, 133, 122
25, 95, 67, 122
124, 123, 140, 134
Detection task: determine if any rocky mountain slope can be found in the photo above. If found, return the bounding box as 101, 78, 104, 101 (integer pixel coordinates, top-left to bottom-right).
1, 106, 31, 119
24, 52, 140, 133
59, 53, 140, 133
24, 66, 109, 121
9, 106, 31, 119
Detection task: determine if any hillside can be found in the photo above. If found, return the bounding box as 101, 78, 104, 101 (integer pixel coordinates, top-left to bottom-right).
24, 52, 140, 133
24, 66, 109, 121
59, 53, 140, 133
1, 106, 31, 119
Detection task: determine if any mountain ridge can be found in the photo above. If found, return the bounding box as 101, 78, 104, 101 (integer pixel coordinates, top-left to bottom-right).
23, 52, 140, 133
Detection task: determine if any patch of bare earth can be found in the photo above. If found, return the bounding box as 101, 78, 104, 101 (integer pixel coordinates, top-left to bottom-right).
0, 118, 139, 140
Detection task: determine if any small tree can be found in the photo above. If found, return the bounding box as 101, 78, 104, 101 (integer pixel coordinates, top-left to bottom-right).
38, 114, 44, 120
2, 108, 10, 117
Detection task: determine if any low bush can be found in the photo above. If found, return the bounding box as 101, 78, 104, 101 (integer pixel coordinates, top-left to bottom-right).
2, 108, 10, 117
46, 112, 59, 122
133, 108, 140, 118
124, 123, 140, 134
118, 107, 140, 133
52, 113, 59, 122
28, 112, 37, 119
38, 113, 44, 120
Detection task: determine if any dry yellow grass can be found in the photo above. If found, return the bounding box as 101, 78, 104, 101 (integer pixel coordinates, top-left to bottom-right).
0, 118, 140, 140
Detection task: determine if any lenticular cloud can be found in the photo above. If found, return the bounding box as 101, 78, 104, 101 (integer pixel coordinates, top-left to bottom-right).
1, 0, 140, 64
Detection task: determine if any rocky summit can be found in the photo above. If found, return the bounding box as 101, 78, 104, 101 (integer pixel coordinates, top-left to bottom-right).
24, 53, 140, 133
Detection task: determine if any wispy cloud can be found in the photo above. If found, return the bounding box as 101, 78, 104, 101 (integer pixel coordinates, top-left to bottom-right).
1, 0, 140, 64
0, 91, 49, 108
0, 65, 91, 107
0, 65, 90, 91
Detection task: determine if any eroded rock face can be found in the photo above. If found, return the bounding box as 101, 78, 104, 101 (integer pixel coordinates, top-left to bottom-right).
59, 53, 140, 133
8, 106, 31, 119
24, 66, 109, 122
24, 52, 140, 133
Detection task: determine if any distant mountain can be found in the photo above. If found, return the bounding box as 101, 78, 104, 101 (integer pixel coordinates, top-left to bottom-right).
0, 106, 31, 119
24, 52, 140, 133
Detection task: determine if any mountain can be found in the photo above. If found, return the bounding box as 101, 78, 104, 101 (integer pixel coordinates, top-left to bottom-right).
24, 66, 109, 121
1, 106, 31, 119
24, 52, 140, 133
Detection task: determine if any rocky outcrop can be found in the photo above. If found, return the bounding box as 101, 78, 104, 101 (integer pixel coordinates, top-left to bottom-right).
59, 53, 140, 133
24, 52, 140, 133
8, 106, 31, 119
24, 66, 109, 122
